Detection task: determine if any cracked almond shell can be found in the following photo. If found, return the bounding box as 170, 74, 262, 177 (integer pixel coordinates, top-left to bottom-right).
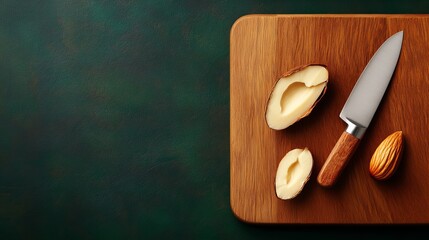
275, 148, 313, 200
265, 64, 328, 130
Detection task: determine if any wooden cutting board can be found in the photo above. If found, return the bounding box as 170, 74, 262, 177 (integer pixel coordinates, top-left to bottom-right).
230, 14, 429, 224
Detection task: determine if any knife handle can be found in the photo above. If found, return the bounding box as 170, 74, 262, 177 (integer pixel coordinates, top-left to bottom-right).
317, 131, 360, 187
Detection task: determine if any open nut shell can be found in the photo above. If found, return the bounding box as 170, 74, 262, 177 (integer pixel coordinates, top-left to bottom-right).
265, 64, 328, 130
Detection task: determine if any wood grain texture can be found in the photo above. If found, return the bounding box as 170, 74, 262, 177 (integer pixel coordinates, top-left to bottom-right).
317, 131, 360, 187
230, 14, 429, 224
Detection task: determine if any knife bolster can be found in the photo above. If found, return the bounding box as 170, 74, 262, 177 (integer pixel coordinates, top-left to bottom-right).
344, 119, 366, 139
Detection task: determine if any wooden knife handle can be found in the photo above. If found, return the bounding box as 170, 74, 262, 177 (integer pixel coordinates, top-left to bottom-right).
317, 131, 360, 187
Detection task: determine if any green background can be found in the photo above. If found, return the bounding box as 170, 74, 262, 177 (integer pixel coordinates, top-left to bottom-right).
0, 0, 427, 239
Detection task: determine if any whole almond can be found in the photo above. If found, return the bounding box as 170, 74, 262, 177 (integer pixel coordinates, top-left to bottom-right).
369, 131, 404, 180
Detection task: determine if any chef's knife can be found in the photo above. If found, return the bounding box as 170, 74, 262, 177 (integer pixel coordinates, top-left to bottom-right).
317, 31, 404, 187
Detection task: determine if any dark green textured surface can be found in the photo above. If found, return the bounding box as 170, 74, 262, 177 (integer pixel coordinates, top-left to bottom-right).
0, 0, 427, 239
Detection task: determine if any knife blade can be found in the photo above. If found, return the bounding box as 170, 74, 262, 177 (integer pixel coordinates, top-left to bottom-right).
317, 31, 404, 187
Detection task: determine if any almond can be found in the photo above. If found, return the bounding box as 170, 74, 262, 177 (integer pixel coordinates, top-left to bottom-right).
369, 131, 404, 180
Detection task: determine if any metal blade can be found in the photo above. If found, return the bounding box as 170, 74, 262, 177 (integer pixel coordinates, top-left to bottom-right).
340, 31, 403, 134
